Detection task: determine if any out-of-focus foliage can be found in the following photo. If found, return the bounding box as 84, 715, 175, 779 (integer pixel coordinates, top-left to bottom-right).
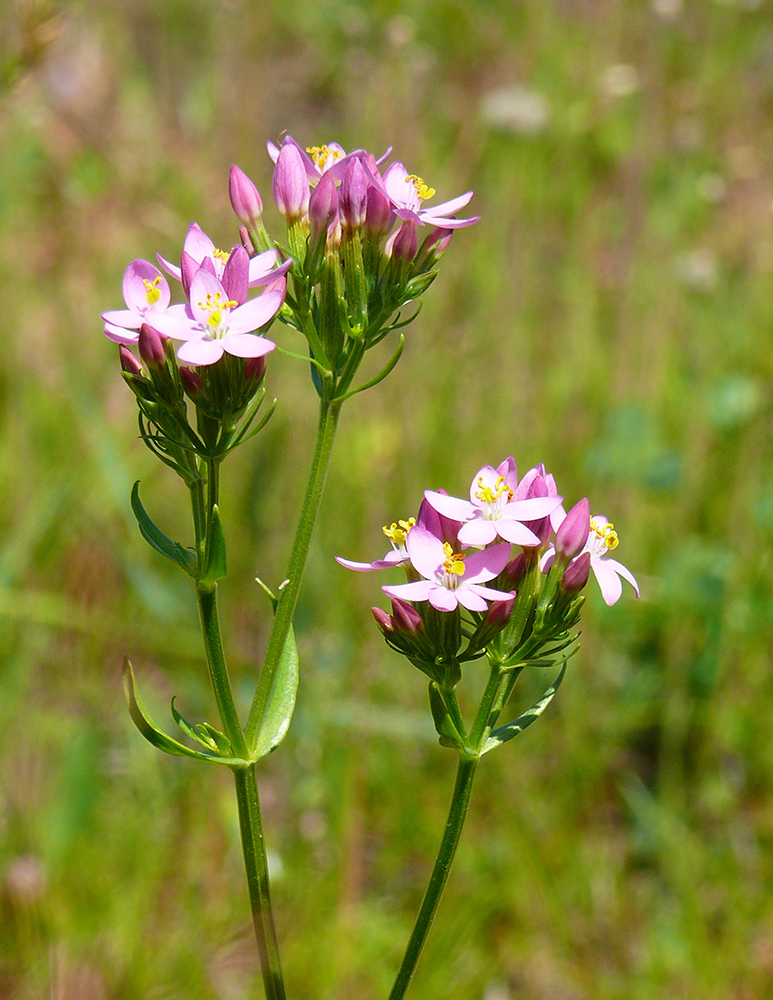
2, 0, 773, 997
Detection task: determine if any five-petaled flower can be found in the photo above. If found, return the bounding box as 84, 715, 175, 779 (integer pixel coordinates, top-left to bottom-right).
545, 512, 640, 606
102, 260, 172, 345
381, 162, 479, 229
382, 525, 512, 612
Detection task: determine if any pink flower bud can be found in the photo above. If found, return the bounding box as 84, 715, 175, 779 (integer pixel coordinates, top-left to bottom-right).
485, 594, 515, 628
272, 142, 310, 222
243, 355, 266, 383
239, 225, 256, 255
138, 323, 166, 369
222, 246, 249, 305
560, 551, 592, 594
308, 171, 338, 241
391, 597, 424, 634
179, 365, 204, 399
555, 499, 590, 561
364, 185, 394, 240
229, 164, 263, 227
500, 553, 527, 591
372, 606, 394, 634
339, 157, 368, 230
385, 220, 418, 261
425, 227, 453, 256
119, 345, 143, 376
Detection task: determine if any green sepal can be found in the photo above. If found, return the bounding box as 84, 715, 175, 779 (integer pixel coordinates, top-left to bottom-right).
252, 627, 299, 760
428, 681, 466, 752
200, 505, 227, 588
123, 660, 248, 767
171, 699, 232, 756
481, 661, 567, 755
130, 482, 197, 576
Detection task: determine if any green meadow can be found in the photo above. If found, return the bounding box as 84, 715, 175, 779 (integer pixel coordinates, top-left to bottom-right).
2, 0, 773, 996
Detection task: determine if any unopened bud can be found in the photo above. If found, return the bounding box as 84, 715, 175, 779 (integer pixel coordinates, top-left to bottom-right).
179, 365, 204, 400
243, 355, 266, 383
485, 594, 515, 628
372, 606, 394, 634
308, 171, 339, 242
339, 157, 368, 230
385, 220, 418, 261
500, 553, 527, 591
222, 246, 249, 305
272, 142, 310, 222
239, 225, 256, 256
119, 345, 143, 376
555, 499, 590, 562
560, 551, 592, 594
229, 164, 264, 228
364, 185, 394, 241
391, 597, 423, 634
138, 323, 166, 369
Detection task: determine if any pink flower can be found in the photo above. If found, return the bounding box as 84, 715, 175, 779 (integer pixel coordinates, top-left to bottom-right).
149, 268, 282, 366
102, 260, 172, 345
157, 223, 290, 294
336, 517, 416, 573
267, 136, 391, 184
425, 458, 563, 547
381, 162, 479, 229
383, 525, 512, 612
545, 512, 640, 606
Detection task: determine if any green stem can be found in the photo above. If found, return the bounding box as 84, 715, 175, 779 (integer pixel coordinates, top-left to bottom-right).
388, 756, 478, 1000
245, 396, 342, 749
234, 765, 287, 1000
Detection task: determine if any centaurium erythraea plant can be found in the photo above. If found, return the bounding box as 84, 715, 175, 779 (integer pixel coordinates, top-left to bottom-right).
105, 133, 481, 1000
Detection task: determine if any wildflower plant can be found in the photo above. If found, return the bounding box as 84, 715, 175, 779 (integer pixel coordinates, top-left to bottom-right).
103, 135, 637, 1000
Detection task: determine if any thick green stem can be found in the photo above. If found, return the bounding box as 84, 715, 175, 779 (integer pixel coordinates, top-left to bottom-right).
245, 396, 341, 749
388, 756, 478, 1000
234, 765, 287, 1000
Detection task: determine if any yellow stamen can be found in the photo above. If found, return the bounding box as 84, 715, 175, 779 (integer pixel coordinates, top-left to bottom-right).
307, 145, 344, 171
382, 518, 415, 547
213, 248, 231, 264
143, 276, 162, 306
407, 174, 436, 202
591, 517, 619, 551
474, 474, 512, 505
442, 542, 466, 577
197, 291, 238, 332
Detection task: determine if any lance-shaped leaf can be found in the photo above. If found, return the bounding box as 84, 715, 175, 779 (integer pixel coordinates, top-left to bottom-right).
252, 628, 299, 760
481, 661, 567, 755
130, 482, 197, 575
123, 660, 248, 767
199, 505, 227, 588
171, 699, 232, 756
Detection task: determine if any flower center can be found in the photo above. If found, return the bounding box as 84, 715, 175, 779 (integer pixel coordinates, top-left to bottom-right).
590, 517, 619, 554
213, 248, 231, 264
407, 174, 436, 202
440, 542, 466, 586
198, 291, 238, 335
383, 518, 415, 549
143, 276, 162, 307
307, 145, 344, 172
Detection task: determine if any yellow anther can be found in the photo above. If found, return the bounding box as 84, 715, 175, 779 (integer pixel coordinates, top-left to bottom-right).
442, 542, 466, 576
197, 291, 238, 333
143, 276, 162, 306
383, 518, 416, 546
591, 518, 619, 551
213, 248, 231, 263
407, 174, 436, 201
307, 145, 344, 171
474, 474, 512, 505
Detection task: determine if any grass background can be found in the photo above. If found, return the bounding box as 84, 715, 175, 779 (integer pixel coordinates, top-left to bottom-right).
2, 0, 773, 997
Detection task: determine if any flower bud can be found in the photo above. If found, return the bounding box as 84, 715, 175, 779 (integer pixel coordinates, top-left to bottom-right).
239, 225, 256, 256
272, 142, 310, 222
179, 365, 204, 399
138, 323, 166, 370
229, 164, 264, 228
372, 606, 394, 634
560, 551, 591, 594
222, 246, 249, 305
119, 345, 143, 376
363, 185, 394, 241
339, 157, 368, 231
500, 553, 527, 591
308, 171, 339, 242
243, 355, 266, 384
385, 220, 418, 261
485, 594, 515, 629
391, 597, 423, 634
555, 499, 590, 562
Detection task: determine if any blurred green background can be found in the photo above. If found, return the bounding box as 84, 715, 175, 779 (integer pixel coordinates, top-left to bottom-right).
2, 0, 773, 997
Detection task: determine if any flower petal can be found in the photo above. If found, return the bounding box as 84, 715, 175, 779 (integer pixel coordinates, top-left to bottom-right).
424, 490, 475, 521
428, 586, 459, 612
383, 580, 434, 602
176, 337, 225, 366
591, 558, 623, 606
227, 291, 284, 334
222, 333, 276, 359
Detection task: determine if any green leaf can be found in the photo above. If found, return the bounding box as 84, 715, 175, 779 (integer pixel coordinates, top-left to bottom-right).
481, 661, 567, 755
252, 628, 299, 760
130, 482, 197, 576
199, 504, 227, 587
171, 699, 232, 755
123, 660, 248, 767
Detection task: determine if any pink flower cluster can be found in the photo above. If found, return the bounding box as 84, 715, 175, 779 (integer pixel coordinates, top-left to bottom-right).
102, 225, 291, 366
338, 457, 639, 611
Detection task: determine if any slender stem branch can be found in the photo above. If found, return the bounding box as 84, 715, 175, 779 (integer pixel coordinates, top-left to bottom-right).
234, 766, 287, 1000
245, 396, 341, 749
388, 756, 478, 1000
